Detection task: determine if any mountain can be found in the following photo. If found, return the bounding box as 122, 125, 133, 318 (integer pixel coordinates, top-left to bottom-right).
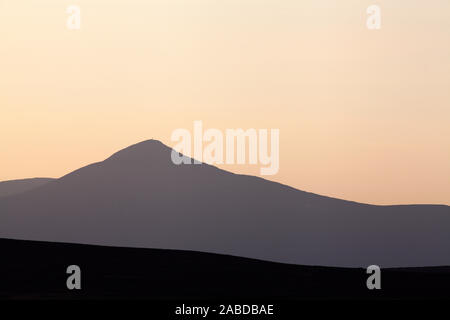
0, 178, 55, 198
2, 238, 450, 300
0, 139, 449, 267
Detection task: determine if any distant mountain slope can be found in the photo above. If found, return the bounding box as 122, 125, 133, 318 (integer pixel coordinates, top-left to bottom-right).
1, 239, 450, 300
0, 178, 54, 197
0, 140, 449, 267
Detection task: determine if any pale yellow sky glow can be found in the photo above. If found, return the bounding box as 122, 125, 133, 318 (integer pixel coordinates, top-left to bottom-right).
1, 0, 449, 205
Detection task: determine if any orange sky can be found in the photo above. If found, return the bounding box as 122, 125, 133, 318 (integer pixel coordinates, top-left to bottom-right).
1, 0, 449, 205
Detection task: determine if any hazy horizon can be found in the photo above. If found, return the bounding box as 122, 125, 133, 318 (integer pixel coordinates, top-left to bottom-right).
1, 0, 449, 205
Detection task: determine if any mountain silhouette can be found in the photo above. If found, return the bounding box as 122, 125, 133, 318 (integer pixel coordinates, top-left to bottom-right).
0, 139, 449, 267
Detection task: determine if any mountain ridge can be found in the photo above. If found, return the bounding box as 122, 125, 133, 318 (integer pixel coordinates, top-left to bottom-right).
0, 139, 449, 267
0, 177, 55, 198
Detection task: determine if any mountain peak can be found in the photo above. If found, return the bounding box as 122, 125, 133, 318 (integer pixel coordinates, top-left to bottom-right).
106, 139, 173, 164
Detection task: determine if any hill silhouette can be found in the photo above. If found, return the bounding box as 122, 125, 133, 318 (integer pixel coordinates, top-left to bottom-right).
0, 140, 449, 267
2, 238, 450, 300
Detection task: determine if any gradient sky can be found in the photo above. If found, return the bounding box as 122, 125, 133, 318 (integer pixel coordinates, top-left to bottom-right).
1, 0, 449, 205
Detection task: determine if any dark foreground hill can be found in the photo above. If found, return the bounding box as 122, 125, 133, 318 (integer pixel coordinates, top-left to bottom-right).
1, 140, 449, 267
1, 239, 449, 300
